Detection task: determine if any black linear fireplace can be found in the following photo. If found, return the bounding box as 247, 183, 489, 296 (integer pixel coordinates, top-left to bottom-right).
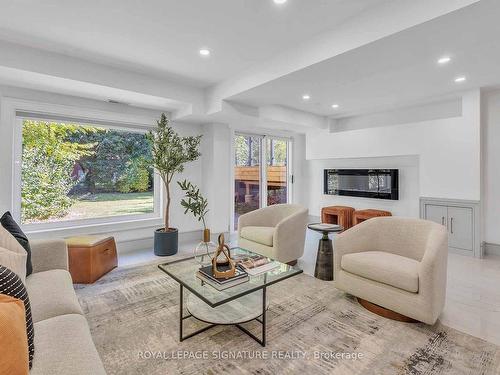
323, 169, 399, 200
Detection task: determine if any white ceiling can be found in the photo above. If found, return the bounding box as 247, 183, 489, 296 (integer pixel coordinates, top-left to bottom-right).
228, 0, 500, 118
0, 0, 389, 88
0, 0, 494, 127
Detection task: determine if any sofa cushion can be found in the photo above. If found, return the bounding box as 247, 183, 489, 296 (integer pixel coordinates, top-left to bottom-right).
0, 265, 35, 367
0, 294, 29, 374
341, 251, 419, 293
31, 314, 106, 375
240, 226, 274, 247
26, 270, 83, 323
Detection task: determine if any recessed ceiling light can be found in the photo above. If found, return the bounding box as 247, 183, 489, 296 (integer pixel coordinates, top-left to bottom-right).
438, 56, 451, 64
274, 0, 287, 4
199, 48, 210, 56
302, 94, 310, 100
454, 76, 466, 83
331, 104, 339, 109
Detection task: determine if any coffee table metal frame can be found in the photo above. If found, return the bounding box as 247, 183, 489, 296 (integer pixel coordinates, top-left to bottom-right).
158, 250, 302, 347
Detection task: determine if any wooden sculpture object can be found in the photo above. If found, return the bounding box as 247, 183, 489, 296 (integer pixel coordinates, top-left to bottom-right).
212, 233, 236, 279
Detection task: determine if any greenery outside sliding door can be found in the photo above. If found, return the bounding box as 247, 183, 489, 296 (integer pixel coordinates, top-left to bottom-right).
233, 133, 291, 230
266, 138, 288, 206
234, 134, 262, 229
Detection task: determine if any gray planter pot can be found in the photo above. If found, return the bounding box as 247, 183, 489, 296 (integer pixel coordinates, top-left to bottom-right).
154, 228, 178, 256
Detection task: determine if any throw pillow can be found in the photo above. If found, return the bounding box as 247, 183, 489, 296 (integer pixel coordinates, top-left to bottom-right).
0, 224, 27, 255
0, 247, 27, 282
0, 294, 30, 374
1, 212, 32, 276
0, 224, 27, 280
0, 265, 34, 368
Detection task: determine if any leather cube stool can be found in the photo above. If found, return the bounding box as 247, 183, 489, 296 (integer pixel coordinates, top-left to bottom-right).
321, 206, 355, 230
353, 209, 392, 225
66, 235, 118, 284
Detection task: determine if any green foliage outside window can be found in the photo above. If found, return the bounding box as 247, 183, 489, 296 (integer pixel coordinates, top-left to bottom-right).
21, 120, 154, 223
69, 127, 153, 194
116, 159, 151, 193
21, 121, 94, 221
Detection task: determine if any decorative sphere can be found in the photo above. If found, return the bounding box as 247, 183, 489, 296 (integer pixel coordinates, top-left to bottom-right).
194, 241, 217, 266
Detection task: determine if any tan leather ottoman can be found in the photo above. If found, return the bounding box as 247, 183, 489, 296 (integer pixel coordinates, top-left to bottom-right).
353, 209, 392, 225
66, 236, 118, 284
321, 206, 355, 230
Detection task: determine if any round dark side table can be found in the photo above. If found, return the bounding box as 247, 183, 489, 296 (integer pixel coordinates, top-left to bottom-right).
307, 223, 344, 281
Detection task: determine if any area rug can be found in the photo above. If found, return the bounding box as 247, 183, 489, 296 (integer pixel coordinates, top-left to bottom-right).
75, 258, 500, 375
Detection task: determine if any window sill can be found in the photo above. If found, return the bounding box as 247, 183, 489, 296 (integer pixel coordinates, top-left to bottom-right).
24, 216, 164, 237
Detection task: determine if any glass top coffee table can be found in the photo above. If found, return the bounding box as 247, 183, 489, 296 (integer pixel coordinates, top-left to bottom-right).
158, 247, 302, 346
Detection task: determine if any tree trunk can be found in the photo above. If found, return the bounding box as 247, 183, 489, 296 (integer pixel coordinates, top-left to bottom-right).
165, 181, 170, 231
87, 167, 96, 194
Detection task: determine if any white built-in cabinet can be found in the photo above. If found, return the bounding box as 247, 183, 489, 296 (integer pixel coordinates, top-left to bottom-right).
420, 198, 481, 257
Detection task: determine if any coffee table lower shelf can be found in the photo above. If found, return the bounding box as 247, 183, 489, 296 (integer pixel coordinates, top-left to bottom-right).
179, 284, 269, 346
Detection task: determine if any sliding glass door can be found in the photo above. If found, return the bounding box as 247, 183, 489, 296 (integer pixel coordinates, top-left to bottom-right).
266, 138, 288, 206
234, 134, 262, 229
233, 134, 291, 230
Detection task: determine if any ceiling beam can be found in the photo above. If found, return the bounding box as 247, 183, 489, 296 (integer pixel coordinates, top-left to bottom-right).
205, 0, 480, 115
0, 40, 205, 115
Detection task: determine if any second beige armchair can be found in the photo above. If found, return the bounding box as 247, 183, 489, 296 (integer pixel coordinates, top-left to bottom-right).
334, 217, 448, 324
238, 204, 308, 264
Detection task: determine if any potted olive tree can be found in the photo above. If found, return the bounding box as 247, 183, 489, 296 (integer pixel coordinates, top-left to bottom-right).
147, 113, 201, 256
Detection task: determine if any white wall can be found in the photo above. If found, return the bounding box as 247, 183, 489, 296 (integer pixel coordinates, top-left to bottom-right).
482, 89, 500, 245
201, 123, 231, 235
306, 155, 419, 217
306, 90, 481, 205
331, 98, 462, 133
292, 133, 307, 207
0, 85, 204, 252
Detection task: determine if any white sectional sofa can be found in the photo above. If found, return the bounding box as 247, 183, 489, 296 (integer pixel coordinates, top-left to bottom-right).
27, 239, 105, 375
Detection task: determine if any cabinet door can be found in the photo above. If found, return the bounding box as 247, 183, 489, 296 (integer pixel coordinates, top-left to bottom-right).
425, 204, 448, 227
448, 207, 473, 251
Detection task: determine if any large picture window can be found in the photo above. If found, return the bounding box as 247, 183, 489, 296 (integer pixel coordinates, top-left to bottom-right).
18, 118, 157, 225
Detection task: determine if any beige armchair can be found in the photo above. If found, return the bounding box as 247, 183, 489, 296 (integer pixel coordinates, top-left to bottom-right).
334, 217, 448, 324
238, 204, 308, 264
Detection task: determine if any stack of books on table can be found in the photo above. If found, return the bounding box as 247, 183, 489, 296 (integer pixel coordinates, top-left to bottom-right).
232, 254, 280, 276
197, 265, 249, 291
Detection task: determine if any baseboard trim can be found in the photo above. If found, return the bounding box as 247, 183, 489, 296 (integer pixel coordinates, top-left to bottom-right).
117, 230, 230, 254
448, 247, 475, 257
483, 242, 500, 256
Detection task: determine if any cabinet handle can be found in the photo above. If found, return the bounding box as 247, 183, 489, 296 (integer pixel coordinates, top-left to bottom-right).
450, 217, 454, 234
441, 216, 445, 226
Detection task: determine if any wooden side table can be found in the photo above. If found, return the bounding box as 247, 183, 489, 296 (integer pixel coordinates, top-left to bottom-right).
353, 209, 392, 225
66, 235, 118, 284
321, 206, 355, 230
